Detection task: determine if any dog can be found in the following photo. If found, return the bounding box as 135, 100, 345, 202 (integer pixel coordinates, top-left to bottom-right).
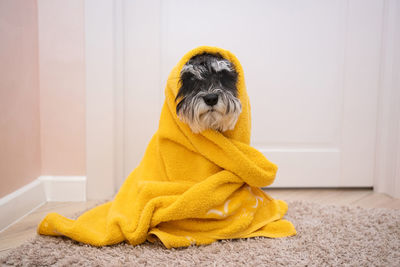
175, 53, 242, 133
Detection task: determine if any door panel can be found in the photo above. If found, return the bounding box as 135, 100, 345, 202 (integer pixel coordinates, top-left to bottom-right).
122, 0, 382, 187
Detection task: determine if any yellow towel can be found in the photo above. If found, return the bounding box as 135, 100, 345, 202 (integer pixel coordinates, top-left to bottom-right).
38, 46, 296, 248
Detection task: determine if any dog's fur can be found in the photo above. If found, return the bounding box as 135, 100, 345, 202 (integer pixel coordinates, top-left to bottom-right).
175, 53, 242, 133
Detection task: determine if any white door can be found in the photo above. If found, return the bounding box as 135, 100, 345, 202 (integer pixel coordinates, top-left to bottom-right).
119, 0, 383, 188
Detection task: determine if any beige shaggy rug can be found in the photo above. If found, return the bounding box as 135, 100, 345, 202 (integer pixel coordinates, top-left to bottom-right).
1, 201, 400, 266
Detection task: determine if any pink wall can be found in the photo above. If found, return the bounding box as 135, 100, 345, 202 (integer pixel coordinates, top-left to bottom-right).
0, 0, 86, 198
38, 0, 86, 175
0, 0, 41, 197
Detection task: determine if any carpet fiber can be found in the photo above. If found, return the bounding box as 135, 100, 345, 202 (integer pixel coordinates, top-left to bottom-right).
2, 201, 400, 266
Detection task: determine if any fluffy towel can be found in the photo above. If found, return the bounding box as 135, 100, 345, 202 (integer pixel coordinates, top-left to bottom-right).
38, 46, 296, 248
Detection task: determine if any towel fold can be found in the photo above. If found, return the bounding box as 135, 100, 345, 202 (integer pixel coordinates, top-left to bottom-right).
38, 46, 296, 248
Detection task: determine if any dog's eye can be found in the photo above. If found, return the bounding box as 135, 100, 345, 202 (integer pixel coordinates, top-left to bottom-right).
184, 76, 197, 84
181, 72, 195, 82
218, 70, 238, 93
219, 70, 236, 82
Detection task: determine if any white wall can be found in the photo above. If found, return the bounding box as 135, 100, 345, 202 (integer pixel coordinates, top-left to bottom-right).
374, 0, 400, 198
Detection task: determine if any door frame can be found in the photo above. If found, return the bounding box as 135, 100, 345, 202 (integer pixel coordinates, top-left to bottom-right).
85, 0, 124, 199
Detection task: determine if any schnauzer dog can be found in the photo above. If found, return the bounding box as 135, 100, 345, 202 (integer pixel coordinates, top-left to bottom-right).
175, 53, 242, 133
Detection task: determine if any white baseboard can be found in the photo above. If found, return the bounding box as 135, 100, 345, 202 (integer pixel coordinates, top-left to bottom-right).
39, 176, 86, 202
0, 176, 86, 232
0, 179, 46, 232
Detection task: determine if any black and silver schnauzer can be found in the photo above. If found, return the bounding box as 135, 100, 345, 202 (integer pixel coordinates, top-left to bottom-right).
176, 53, 242, 133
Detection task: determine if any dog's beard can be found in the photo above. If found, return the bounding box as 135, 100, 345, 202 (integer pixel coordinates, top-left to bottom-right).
177, 89, 242, 133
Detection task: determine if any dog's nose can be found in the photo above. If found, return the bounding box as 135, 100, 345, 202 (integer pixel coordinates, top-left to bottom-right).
203, 93, 219, 106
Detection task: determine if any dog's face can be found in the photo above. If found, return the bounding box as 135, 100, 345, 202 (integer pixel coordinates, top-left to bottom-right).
175, 53, 242, 133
